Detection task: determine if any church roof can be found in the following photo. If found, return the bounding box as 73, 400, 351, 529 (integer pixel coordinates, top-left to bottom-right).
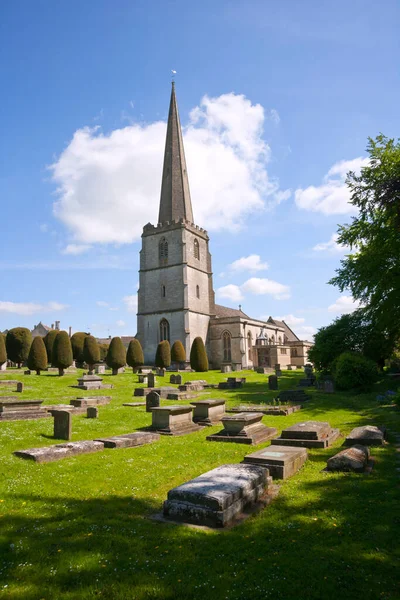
267, 317, 300, 342
158, 82, 194, 224
214, 304, 250, 319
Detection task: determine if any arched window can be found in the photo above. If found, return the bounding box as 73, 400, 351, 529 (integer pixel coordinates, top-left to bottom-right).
247, 332, 252, 360
160, 319, 170, 342
194, 238, 200, 260
291, 348, 298, 357
159, 238, 168, 264
271, 335, 275, 345
161, 285, 166, 298
222, 331, 232, 363
196, 284, 200, 299
278, 336, 282, 345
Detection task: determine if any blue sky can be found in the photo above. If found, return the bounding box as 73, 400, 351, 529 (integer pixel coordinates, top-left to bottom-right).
1, 0, 399, 339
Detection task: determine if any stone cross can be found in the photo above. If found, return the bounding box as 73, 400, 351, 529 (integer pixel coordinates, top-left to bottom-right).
146, 391, 160, 413
53, 410, 72, 440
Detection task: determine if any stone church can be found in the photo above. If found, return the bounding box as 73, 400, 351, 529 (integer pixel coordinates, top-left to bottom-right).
137, 83, 312, 369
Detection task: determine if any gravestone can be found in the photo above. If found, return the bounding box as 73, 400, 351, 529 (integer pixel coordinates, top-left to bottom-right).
14, 441, 104, 463
24, 370, 31, 375
0, 362, 6, 371
163, 463, 271, 528
323, 380, 334, 393
190, 399, 226, 425
70, 397, 111, 408
277, 390, 311, 404
87, 406, 98, 419
53, 410, 72, 441
149, 405, 201, 436
207, 412, 278, 445
138, 374, 148, 384
146, 391, 160, 413
272, 420, 340, 448
179, 380, 207, 392
344, 425, 385, 446
95, 365, 106, 375
275, 364, 282, 377
16, 382, 23, 392
156, 368, 166, 377
221, 365, 232, 373
244, 445, 308, 479
147, 373, 156, 388
327, 445, 370, 472
95, 431, 160, 448
268, 375, 278, 390
170, 374, 182, 385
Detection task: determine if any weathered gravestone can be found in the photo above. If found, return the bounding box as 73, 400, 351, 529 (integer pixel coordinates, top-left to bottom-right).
95, 365, 106, 375
16, 382, 23, 392
53, 410, 72, 441
146, 391, 160, 413
323, 380, 334, 393
95, 431, 160, 448
344, 425, 385, 446
70, 397, 111, 408
149, 405, 201, 436
190, 399, 226, 425
14, 441, 104, 463
138, 374, 148, 384
272, 420, 340, 449
207, 412, 278, 445
163, 463, 272, 527
147, 373, 156, 388
221, 365, 232, 373
87, 407, 99, 419
156, 368, 166, 377
244, 445, 308, 479
170, 374, 182, 385
268, 375, 278, 390
327, 445, 370, 472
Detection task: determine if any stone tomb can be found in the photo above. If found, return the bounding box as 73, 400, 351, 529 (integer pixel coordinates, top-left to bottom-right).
75, 375, 113, 391
179, 380, 207, 392
53, 410, 72, 440
149, 405, 201, 436
0, 398, 50, 421
146, 391, 160, 413
227, 404, 301, 416
190, 399, 226, 426
163, 463, 271, 528
207, 412, 278, 445
327, 445, 370, 472
95, 365, 106, 374
70, 396, 111, 408
95, 431, 160, 448
344, 425, 386, 446
244, 445, 307, 479
272, 420, 340, 449
14, 441, 105, 463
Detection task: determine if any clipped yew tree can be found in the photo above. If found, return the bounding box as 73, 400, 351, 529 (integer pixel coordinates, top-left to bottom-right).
106, 337, 126, 375
71, 332, 88, 364
43, 330, 58, 365
27, 336, 48, 375
6, 327, 32, 368
190, 337, 209, 372
0, 333, 7, 367
83, 335, 100, 374
52, 331, 73, 376
171, 340, 186, 365
155, 340, 171, 368
126, 339, 144, 372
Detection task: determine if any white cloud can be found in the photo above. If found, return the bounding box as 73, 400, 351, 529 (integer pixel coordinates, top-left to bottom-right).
295, 157, 370, 215
295, 325, 317, 340
312, 233, 350, 254
123, 294, 138, 313
229, 254, 269, 273
241, 277, 290, 300
216, 284, 244, 302
116, 319, 126, 327
96, 300, 119, 311
62, 244, 92, 255
328, 295, 362, 314
274, 314, 305, 326
50, 93, 285, 246
0, 301, 68, 316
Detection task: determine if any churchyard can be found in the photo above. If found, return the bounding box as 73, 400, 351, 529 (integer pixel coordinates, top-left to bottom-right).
0, 367, 399, 600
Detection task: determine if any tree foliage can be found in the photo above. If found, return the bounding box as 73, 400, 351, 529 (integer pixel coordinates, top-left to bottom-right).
330, 135, 400, 335
71, 332, 88, 363
155, 340, 171, 368
171, 340, 186, 363
98, 343, 109, 361
44, 330, 58, 365
190, 337, 209, 372
106, 337, 126, 374
126, 339, 144, 370
52, 331, 73, 375
6, 328, 32, 367
27, 336, 48, 374
333, 352, 380, 391
83, 335, 100, 372
0, 333, 6, 365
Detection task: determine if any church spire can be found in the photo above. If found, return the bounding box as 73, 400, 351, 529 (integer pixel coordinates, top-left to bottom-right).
158, 82, 194, 224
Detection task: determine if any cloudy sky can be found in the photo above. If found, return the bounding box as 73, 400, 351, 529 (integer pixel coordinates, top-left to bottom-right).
1, 0, 399, 339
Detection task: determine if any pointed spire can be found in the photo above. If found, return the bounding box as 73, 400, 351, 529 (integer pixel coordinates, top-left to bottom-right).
158, 82, 194, 224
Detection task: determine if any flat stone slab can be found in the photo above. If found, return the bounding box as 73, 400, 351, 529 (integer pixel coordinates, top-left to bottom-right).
207, 412, 278, 445
244, 445, 308, 479
0, 380, 19, 386
163, 463, 271, 528
134, 387, 198, 400
14, 441, 105, 463
272, 421, 341, 449
344, 425, 386, 446
70, 396, 112, 408
95, 431, 160, 448
0, 398, 49, 420
191, 399, 226, 426
227, 405, 301, 416
43, 404, 87, 415
123, 402, 146, 407
149, 405, 201, 436
277, 390, 311, 403
327, 445, 370, 472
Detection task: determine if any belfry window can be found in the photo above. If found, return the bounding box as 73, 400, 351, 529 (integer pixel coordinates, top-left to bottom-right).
160, 319, 170, 342
196, 285, 200, 299
161, 285, 166, 298
159, 238, 168, 264
223, 331, 232, 363
194, 238, 200, 260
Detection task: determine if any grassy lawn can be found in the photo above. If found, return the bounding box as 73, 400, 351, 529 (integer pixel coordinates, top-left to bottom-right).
0, 368, 399, 600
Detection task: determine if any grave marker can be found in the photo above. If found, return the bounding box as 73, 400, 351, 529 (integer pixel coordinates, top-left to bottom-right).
53, 410, 72, 441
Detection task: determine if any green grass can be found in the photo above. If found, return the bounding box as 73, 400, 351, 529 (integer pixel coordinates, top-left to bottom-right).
0, 368, 399, 600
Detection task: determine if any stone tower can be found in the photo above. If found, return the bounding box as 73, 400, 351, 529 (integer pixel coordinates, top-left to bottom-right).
137, 83, 215, 364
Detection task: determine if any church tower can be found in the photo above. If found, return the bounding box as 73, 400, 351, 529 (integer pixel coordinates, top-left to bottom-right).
137, 82, 215, 364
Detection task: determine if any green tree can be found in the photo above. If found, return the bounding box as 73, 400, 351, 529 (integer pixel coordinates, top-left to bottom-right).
6, 327, 32, 367
98, 343, 109, 362
0, 333, 7, 366
83, 335, 100, 374
27, 336, 48, 375
330, 135, 400, 335
126, 339, 144, 372
44, 330, 58, 365
333, 352, 380, 391
190, 337, 208, 372
106, 337, 126, 375
155, 340, 171, 368
171, 340, 186, 365
52, 331, 73, 376
71, 332, 88, 363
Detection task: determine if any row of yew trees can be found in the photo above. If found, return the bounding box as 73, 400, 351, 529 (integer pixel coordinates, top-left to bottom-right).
0, 328, 209, 375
